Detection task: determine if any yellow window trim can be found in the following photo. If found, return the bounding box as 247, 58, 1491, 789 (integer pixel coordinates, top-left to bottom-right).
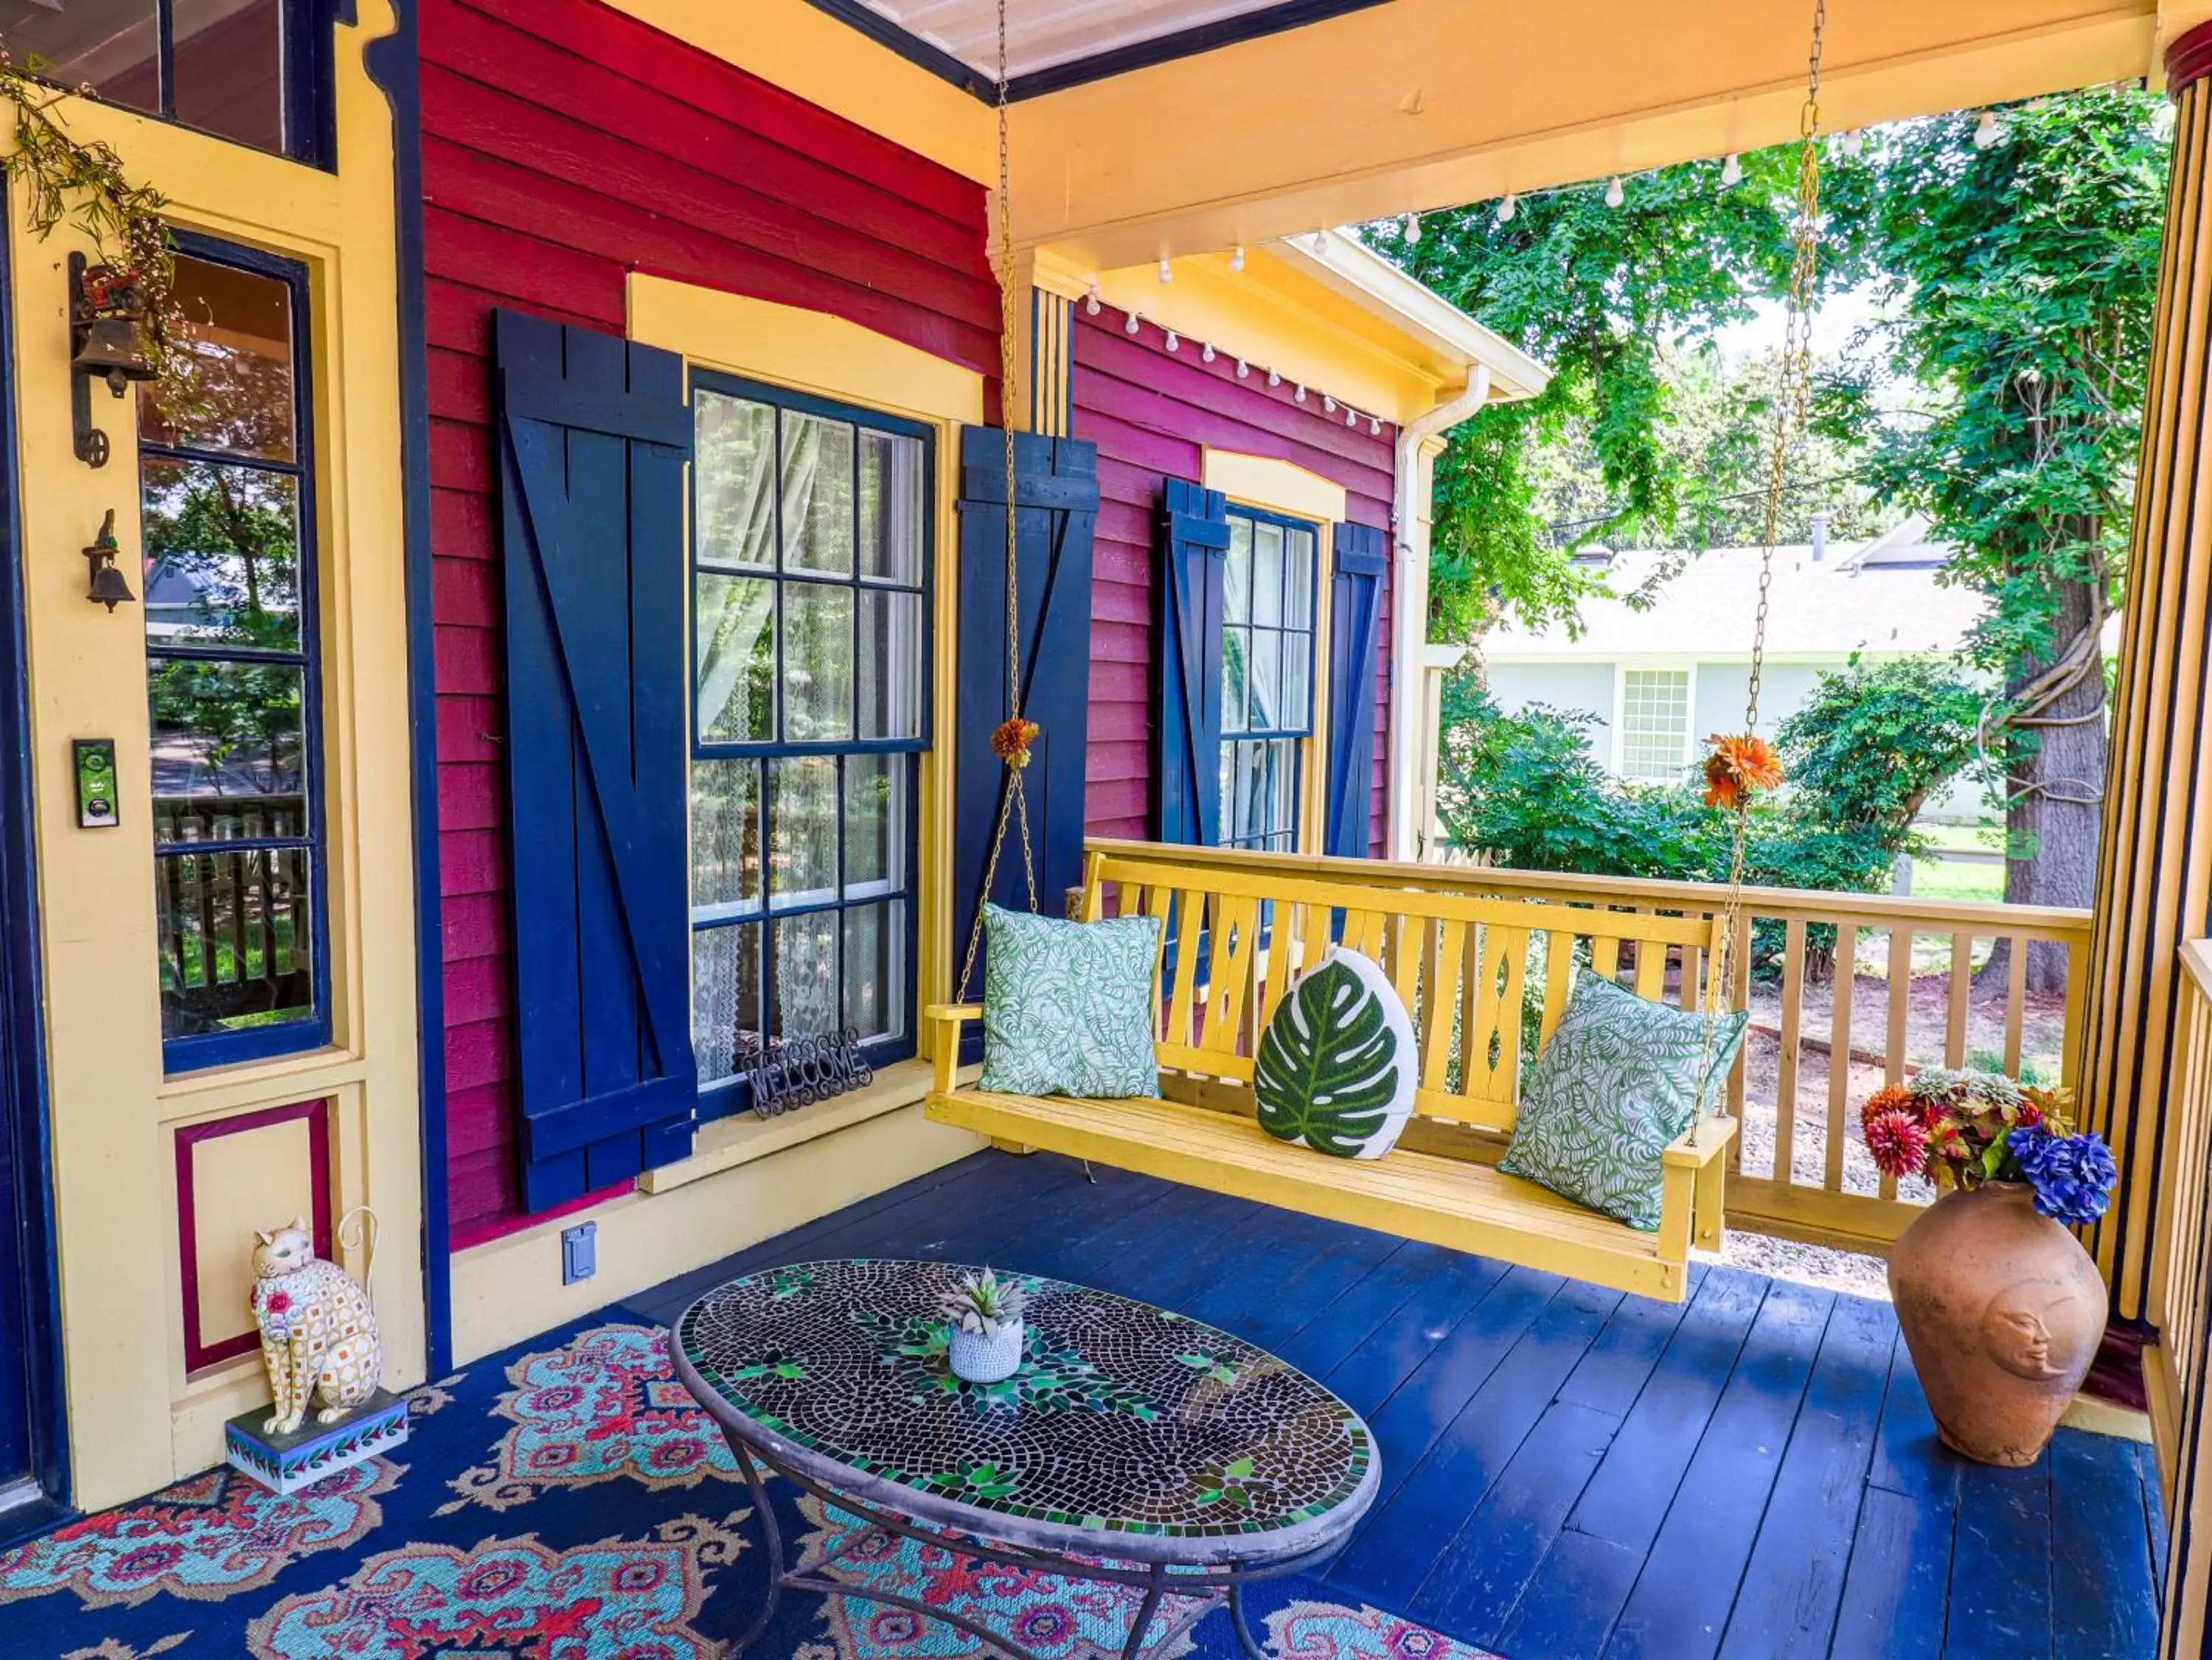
1203, 449, 1349, 527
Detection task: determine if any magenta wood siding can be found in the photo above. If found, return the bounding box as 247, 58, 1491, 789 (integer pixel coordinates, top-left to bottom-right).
1071, 306, 1397, 853
421, 0, 995, 1246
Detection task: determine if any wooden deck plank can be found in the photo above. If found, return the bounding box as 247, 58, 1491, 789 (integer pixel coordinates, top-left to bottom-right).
1408, 1398, 1623, 1643
1498, 1527, 1650, 1660
1828, 1485, 1953, 1660
1554, 1266, 1706, 1417
1277, 1240, 1458, 1381
1941, 1451, 2055, 1659
1329, 1278, 1619, 1608
1566, 1268, 1770, 1552
2048, 1430, 2162, 1660
1603, 1278, 1835, 1659
1318, 1252, 1509, 1415
1347, 1266, 1568, 1514
1715, 1293, 1895, 1657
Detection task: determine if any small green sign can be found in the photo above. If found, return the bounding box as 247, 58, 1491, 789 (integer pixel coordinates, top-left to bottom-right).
73, 739, 117, 829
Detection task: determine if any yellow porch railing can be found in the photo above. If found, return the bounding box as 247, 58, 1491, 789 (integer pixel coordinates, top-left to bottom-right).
1086, 840, 2093, 1255
2150, 940, 2212, 1652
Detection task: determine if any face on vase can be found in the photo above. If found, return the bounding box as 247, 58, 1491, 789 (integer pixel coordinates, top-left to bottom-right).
1978, 1278, 2089, 1384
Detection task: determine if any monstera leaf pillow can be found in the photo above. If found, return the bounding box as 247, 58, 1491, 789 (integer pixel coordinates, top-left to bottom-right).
1498, 968, 1748, 1230
979, 903, 1163, 1098
1253, 947, 1416, 1159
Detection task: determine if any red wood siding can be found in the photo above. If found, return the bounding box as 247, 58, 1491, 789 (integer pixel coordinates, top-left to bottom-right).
1071, 306, 1396, 853
422, 0, 995, 1246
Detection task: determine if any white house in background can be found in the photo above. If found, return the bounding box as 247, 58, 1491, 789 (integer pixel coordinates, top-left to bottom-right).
1479, 514, 1990, 804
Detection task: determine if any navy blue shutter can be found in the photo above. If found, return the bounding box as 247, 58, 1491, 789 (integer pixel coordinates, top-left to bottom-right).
1325, 522, 1389, 859
953, 429, 1099, 1021
496, 310, 697, 1213
1157, 479, 1231, 846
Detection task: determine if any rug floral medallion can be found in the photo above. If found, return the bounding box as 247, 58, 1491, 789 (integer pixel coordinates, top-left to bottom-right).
0, 1311, 1501, 1660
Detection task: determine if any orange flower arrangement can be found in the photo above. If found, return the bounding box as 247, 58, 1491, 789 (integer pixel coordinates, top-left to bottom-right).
991, 717, 1041, 769
1702, 733, 1785, 810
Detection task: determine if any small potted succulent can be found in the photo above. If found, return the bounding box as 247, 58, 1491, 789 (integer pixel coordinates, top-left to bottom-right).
1868, 1068, 2119, 1467
937, 1268, 1027, 1385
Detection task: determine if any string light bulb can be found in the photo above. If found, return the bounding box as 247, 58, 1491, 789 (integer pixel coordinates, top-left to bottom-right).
1604, 176, 1625, 209
1202, 342, 1217, 363
1236, 359, 1250, 378
1324, 396, 1337, 414
1085, 284, 1101, 315
1345, 408, 1358, 428
1973, 111, 2004, 150
1158, 258, 1174, 283
1267, 369, 1281, 387
1125, 311, 1141, 336
1229, 245, 1246, 273
1369, 416, 1382, 435
1403, 212, 1421, 244
1294, 383, 1307, 402
1164, 329, 1180, 352
1720, 153, 1743, 188
1496, 192, 1517, 225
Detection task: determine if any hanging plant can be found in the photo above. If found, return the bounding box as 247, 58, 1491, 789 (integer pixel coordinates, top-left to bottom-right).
0, 49, 192, 404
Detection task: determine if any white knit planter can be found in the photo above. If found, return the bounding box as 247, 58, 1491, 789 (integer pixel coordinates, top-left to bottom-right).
947, 1319, 1024, 1384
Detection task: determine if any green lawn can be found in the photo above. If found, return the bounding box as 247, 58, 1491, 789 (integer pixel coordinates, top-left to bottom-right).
1910, 822, 2006, 904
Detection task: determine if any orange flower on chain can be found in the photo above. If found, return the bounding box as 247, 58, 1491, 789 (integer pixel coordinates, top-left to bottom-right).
991, 717, 1041, 769
1703, 733, 1785, 811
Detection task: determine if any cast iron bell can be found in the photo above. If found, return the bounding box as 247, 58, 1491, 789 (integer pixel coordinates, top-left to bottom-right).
83, 510, 135, 613
72, 315, 156, 397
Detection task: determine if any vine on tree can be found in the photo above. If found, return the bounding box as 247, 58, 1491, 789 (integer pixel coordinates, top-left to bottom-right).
0, 48, 191, 402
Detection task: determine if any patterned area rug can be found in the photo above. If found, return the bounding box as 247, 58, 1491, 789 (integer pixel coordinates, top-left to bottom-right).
0, 1317, 1501, 1660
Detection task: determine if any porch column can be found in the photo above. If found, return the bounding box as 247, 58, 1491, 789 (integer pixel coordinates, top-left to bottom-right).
2077, 21, 2212, 1322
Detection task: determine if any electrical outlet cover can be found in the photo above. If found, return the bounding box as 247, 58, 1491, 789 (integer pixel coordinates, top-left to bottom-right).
561, 1221, 597, 1286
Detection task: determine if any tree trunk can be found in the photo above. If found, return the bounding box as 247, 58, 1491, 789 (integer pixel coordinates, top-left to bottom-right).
1996, 573, 2110, 992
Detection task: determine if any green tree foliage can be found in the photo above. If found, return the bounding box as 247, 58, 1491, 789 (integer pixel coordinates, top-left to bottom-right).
1374, 148, 1830, 638
1772, 658, 1989, 848
1822, 92, 2165, 969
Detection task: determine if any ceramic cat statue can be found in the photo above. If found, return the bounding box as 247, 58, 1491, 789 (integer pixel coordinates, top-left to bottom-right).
251, 1210, 382, 1435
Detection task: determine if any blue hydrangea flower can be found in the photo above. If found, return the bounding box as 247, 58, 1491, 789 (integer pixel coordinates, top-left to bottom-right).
2007, 1124, 2118, 1227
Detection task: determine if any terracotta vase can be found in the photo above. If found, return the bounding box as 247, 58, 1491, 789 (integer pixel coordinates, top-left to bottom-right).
1888, 1180, 2105, 1467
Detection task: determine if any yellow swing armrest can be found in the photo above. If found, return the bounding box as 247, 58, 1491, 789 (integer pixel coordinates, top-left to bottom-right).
1662, 1115, 1739, 1168
927, 1005, 984, 1094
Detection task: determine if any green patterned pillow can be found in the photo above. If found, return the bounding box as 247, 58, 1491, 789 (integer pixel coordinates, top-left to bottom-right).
979, 904, 1162, 1098
1498, 969, 1748, 1230
1253, 947, 1416, 1159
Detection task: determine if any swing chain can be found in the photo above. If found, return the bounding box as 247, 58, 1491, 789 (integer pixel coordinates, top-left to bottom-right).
1700, 0, 1826, 1101
956, 0, 1041, 1005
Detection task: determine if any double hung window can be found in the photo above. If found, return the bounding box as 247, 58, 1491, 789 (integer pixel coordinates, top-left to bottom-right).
1618, 668, 1692, 783
689, 377, 930, 1115
142, 245, 325, 1066
1219, 507, 1318, 851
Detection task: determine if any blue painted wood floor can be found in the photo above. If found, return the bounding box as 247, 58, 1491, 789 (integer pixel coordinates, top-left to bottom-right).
618, 1151, 2166, 1660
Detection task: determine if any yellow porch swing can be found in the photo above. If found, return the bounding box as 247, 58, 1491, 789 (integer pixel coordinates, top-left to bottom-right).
927, 1, 1833, 1303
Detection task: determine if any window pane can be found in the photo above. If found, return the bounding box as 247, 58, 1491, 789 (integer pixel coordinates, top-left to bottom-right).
844, 754, 905, 896
768, 756, 838, 910
0, 0, 159, 117
1621, 669, 1691, 782
1250, 630, 1282, 733
844, 903, 905, 1042
692, 921, 763, 1088
782, 413, 855, 575
142, 459, 302, 651
691, 759, 762, 920
157, 845, 316, 1038
173, 0, 285, 151
1224, 516, 1253, 626
1222, 627, 1248, 735
149, 659, 307, 843
1286, 529, 1315, 628
140, 255, 296, 462
1284, 632, 1311, 728
774, 912, 840, 1038
695, 574, 775, 743
783, 582, 854, 740
858, 429, 924, 585
1272, 739, 1298, 840
695, 392, 776, 572
858, 589, 922, 740
1253, 521, 1285, 627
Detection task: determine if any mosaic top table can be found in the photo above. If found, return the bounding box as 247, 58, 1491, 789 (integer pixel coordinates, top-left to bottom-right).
671, 1258, 1380, 1660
